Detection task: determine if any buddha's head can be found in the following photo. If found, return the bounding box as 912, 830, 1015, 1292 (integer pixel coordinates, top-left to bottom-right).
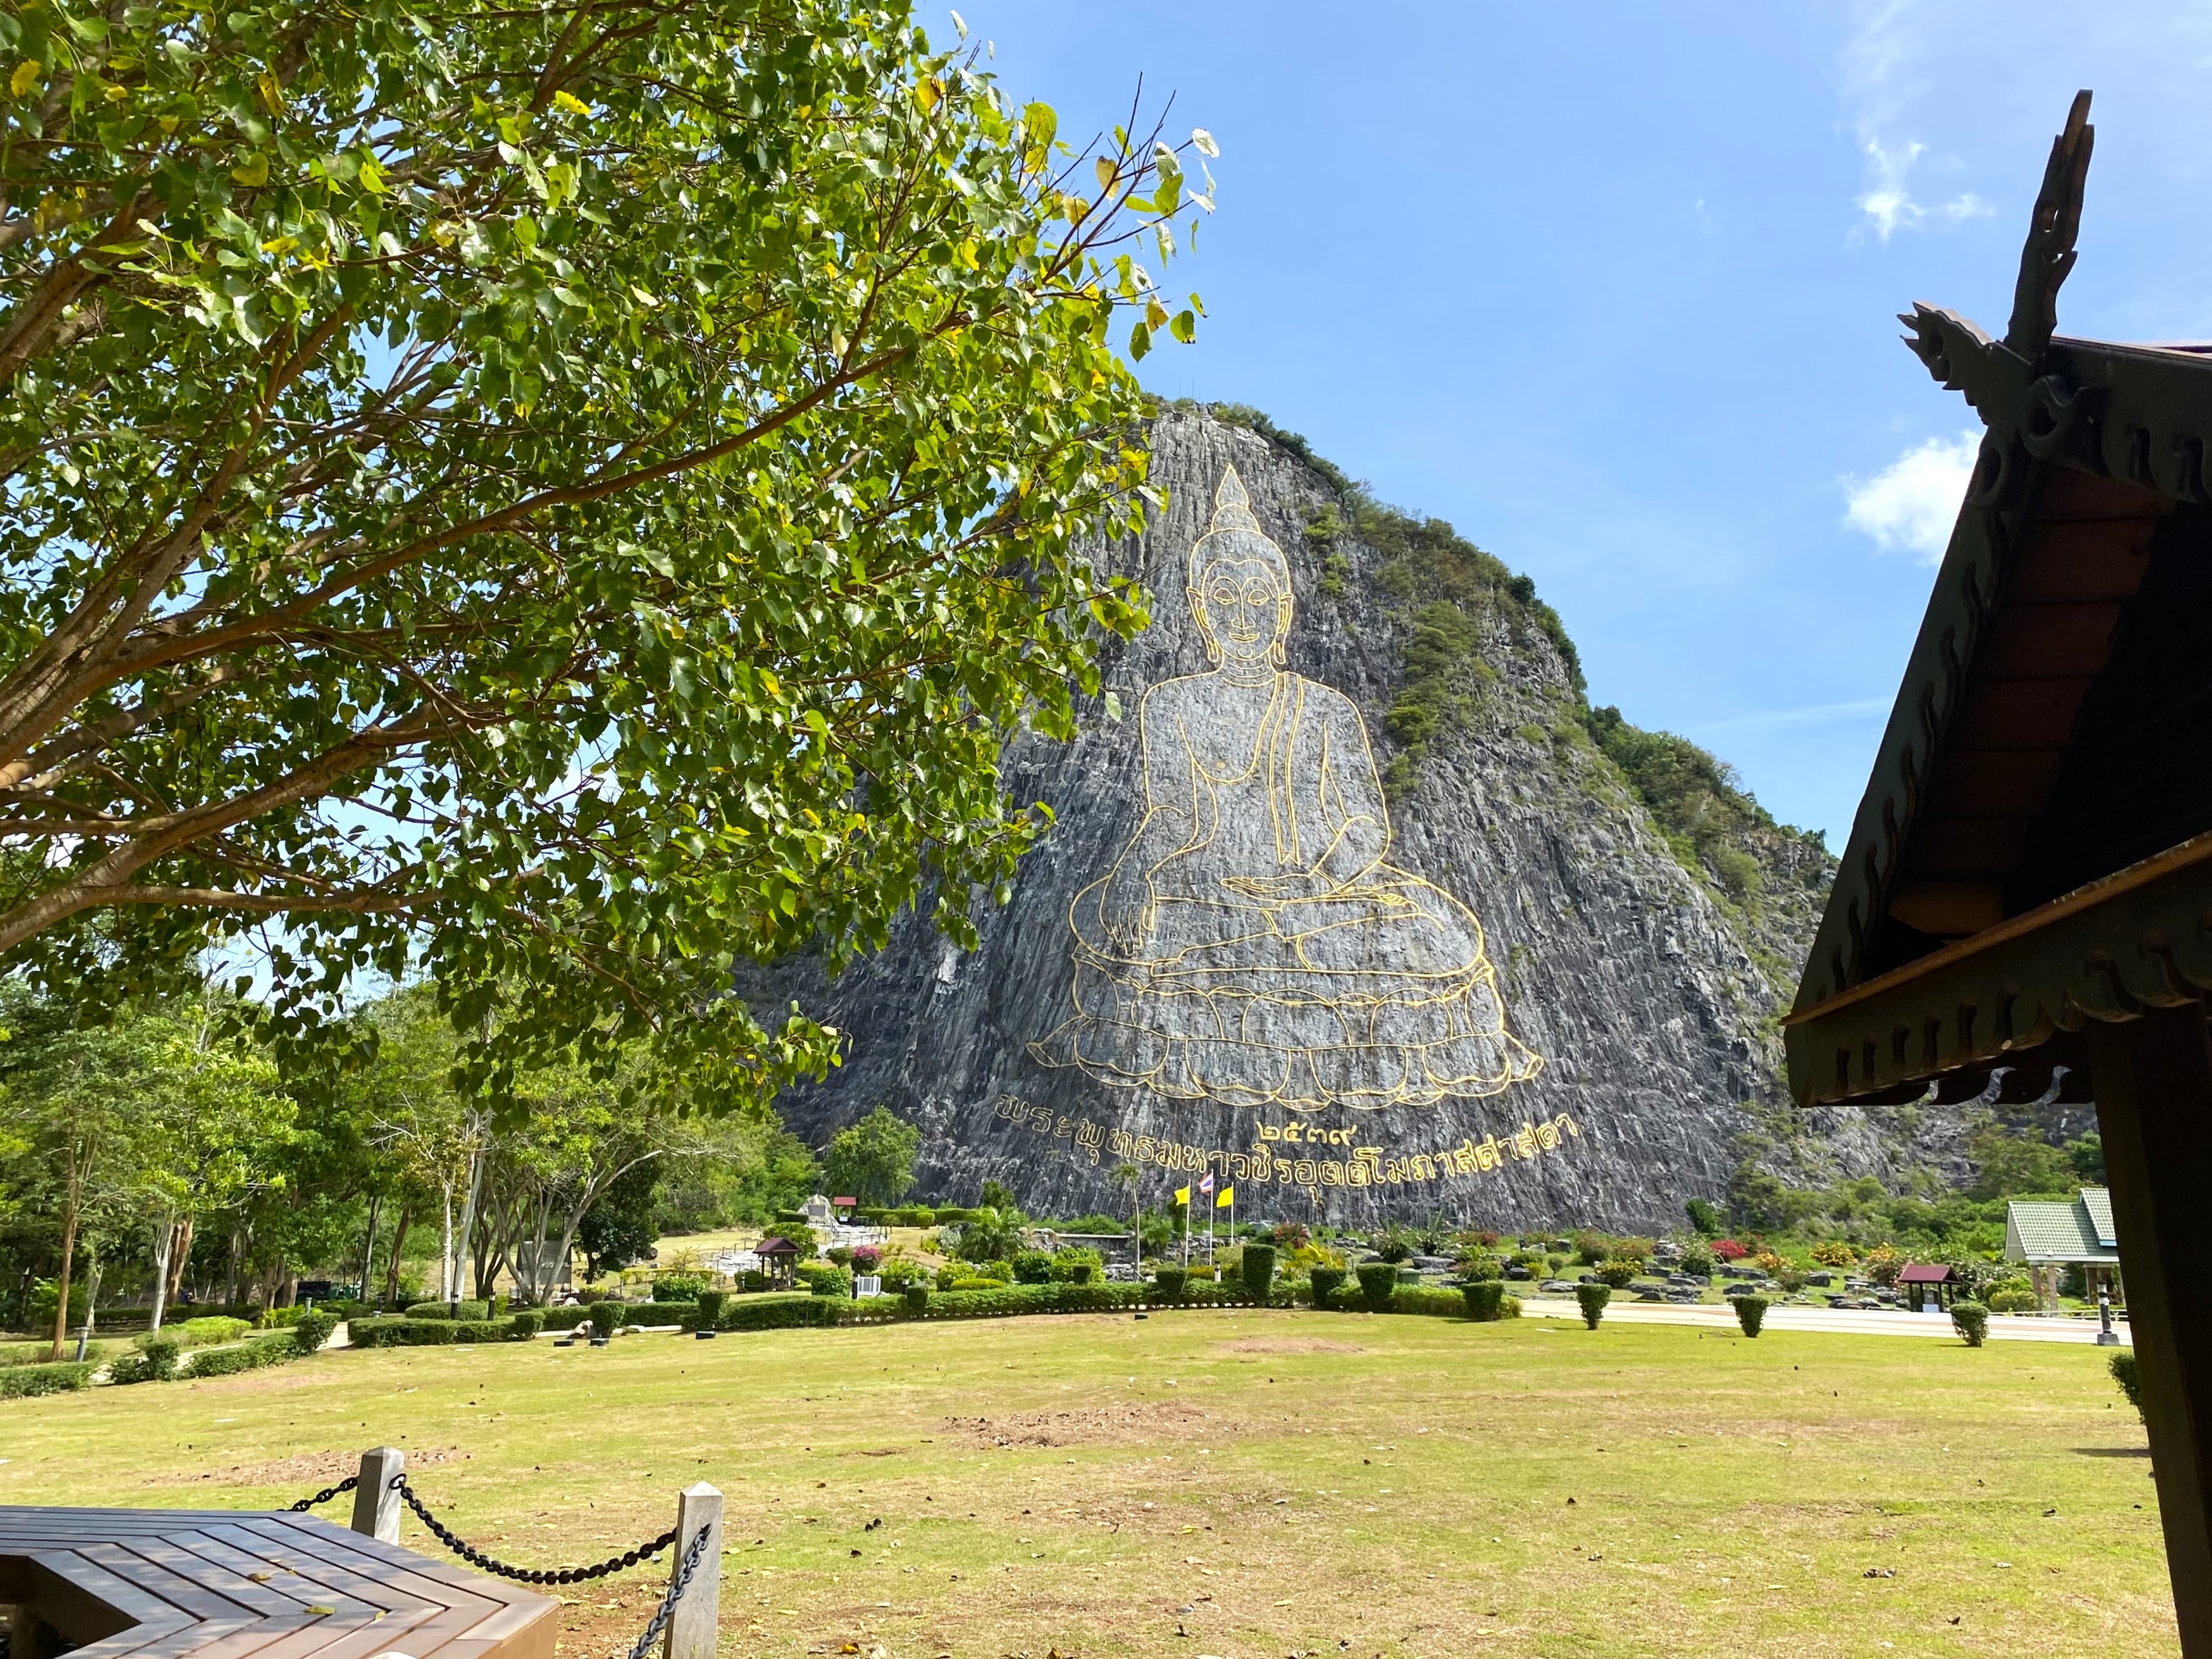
1187, 467, 1293, 673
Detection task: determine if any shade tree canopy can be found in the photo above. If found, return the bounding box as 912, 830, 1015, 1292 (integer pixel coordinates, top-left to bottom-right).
821, 1102, 919, 1209
0, 0, 1211, 1109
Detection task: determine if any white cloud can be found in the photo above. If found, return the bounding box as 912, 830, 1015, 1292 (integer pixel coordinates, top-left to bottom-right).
1692, 697, 1894, 736
1855, 139, 1992, 241
1843, 430, 1980, 562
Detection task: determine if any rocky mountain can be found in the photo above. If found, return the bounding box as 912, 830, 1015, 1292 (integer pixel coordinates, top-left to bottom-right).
749, 407, 1859, 1232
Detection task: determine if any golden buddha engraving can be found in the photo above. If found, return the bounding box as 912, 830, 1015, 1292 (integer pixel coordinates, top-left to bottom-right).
1028, 466, 1542, 1110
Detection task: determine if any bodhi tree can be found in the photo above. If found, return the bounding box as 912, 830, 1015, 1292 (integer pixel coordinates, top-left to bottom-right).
0, 0, 1210, 1104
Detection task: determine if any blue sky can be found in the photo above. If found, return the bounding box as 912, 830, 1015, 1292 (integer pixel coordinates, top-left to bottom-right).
955, 2, 2212, 847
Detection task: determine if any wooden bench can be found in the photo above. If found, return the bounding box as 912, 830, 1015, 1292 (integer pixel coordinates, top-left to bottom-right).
0, 1507, 556, 1659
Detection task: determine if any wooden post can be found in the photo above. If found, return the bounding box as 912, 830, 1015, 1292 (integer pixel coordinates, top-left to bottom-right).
351, 1446, 406, 1545
2086, 1004, 2212, 1656
664, 1483, 721, 1659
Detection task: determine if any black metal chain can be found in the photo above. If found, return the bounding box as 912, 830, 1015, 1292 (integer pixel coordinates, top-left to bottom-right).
393, 1475, 679, 1585
288, 1474, 361, 1512
618, 1524, 712, 1659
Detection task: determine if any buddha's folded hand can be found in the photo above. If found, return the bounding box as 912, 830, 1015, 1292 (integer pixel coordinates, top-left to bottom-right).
1221, 871, 1334, 901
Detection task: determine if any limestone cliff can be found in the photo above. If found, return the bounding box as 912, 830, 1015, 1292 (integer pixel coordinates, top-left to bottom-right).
749, 408, 1843, 1231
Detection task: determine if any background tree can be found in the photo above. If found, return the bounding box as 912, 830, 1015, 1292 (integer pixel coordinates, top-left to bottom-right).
0, 0, 1209, 1115
821, 1104, 919, 1208
0, 999, 172, 1352
135, 1006, 294, 1329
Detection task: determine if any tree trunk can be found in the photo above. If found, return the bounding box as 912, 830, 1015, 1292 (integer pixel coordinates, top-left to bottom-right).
383, 1204, 414, 1309
358, 1195, 381, 1303
75, 1254, 103, 1361
149, 1211, 175, 1332
439, 1179, 454, 1302
454, 1133, 486, 1305
168, 1217, 194, 1308
49, 1166, 81, 1360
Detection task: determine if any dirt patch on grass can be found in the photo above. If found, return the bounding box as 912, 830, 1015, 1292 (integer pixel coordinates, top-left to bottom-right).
144, 1446, 467, 1489
947, 1402, 1219, 1447
1214, 1337, 1365, 1357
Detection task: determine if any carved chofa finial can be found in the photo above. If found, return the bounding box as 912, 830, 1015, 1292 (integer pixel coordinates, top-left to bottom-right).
1211, 464, 1262, 533
2005, 88, 2094, 363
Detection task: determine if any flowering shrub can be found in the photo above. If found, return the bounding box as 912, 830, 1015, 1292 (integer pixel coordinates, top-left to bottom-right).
1752, 1250, 1787, 1276
1809, 1239, 1858, 1268
850, 1245, 883, 1273
1712, 1239, 1748, 1262
1864, 1245, 1903, 1287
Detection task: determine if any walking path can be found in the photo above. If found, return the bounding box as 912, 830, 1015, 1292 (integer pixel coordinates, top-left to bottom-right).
1519, 1296, 2129, 1345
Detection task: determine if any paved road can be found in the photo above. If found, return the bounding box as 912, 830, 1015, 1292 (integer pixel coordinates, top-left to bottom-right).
1517, 1296, 2131, 1345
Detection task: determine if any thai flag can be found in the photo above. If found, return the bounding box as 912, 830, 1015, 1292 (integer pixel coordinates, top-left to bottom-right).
1198, 1173, 1215, 1196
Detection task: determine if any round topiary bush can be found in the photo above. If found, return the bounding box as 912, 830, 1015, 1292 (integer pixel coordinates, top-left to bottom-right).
2110, 1349, 2141, 1416
1308, 1265, 1346, 1308
696, 1289, 727, 1326
1356, 1262, 1399, 1313
1734, 1295, 1769, 1338
1951, 1300, 1989, 1348
291, 1308, 340, 1357
1152, 1265, 1189, 1300
508, 1309, 544, 1338
904, 1284, 931, 1316
1241, 1243, 1277, 1304
587, 1300, 623, 1338
1461, 1281, 1506, 1321
1575, 1283, 1611, 1330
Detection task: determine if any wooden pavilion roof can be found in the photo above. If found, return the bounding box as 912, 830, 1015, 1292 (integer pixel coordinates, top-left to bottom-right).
1786, 92, 2212, 1107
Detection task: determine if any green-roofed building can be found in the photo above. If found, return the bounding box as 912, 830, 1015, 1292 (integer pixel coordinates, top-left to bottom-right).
2004, 1187, 2121, 1313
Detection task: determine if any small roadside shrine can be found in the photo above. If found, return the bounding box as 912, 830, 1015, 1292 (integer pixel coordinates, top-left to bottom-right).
2005, 1185, 2121, 1308
1782, 92, 2212, 1651
1895, 1262, 1956, 1313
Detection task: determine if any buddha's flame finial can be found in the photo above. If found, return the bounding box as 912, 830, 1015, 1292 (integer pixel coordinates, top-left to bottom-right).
1212, 465, 1261, 534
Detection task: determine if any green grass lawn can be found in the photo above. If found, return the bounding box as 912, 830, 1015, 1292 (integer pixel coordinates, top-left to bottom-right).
0, 1309, 2173, 1658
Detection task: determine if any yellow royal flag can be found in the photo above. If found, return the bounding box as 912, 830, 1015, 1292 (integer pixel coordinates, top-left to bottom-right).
1216, 1185, 1235, 1209
1174, 1185, 1190, 1205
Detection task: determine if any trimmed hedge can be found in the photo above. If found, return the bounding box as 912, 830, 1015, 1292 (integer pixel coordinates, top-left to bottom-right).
1356, 1262, 1399, 1313
696, 1290, 727, 1325
588, 1301, 623, 1338
1152, 1266, 1188, 1300
111, 1336, 182, 1384
1462, 1281, 1506, 1321
2111, 1349, 2142, 1416
715, 1294, 841, 1332
1388, 1285, 1469, 1318
1241, 1243, 1276, 1303
1307, 1266, 1346, 1308
404, 1300, 491, 1321
1951, 1301, 1989, 1348
1734, 1295, 1770, 1338
903, 1284, 930, 1315
630, 1300, 699, 1324
1, 1360, 97, 1397
797, 1263, 851, 1299
188, 1336, 299, 1377
293, 1309, 340, 1356
1575, 1283, 1611, 1329
165, 1316, 252, 1347
348, 1316, 534, 1347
